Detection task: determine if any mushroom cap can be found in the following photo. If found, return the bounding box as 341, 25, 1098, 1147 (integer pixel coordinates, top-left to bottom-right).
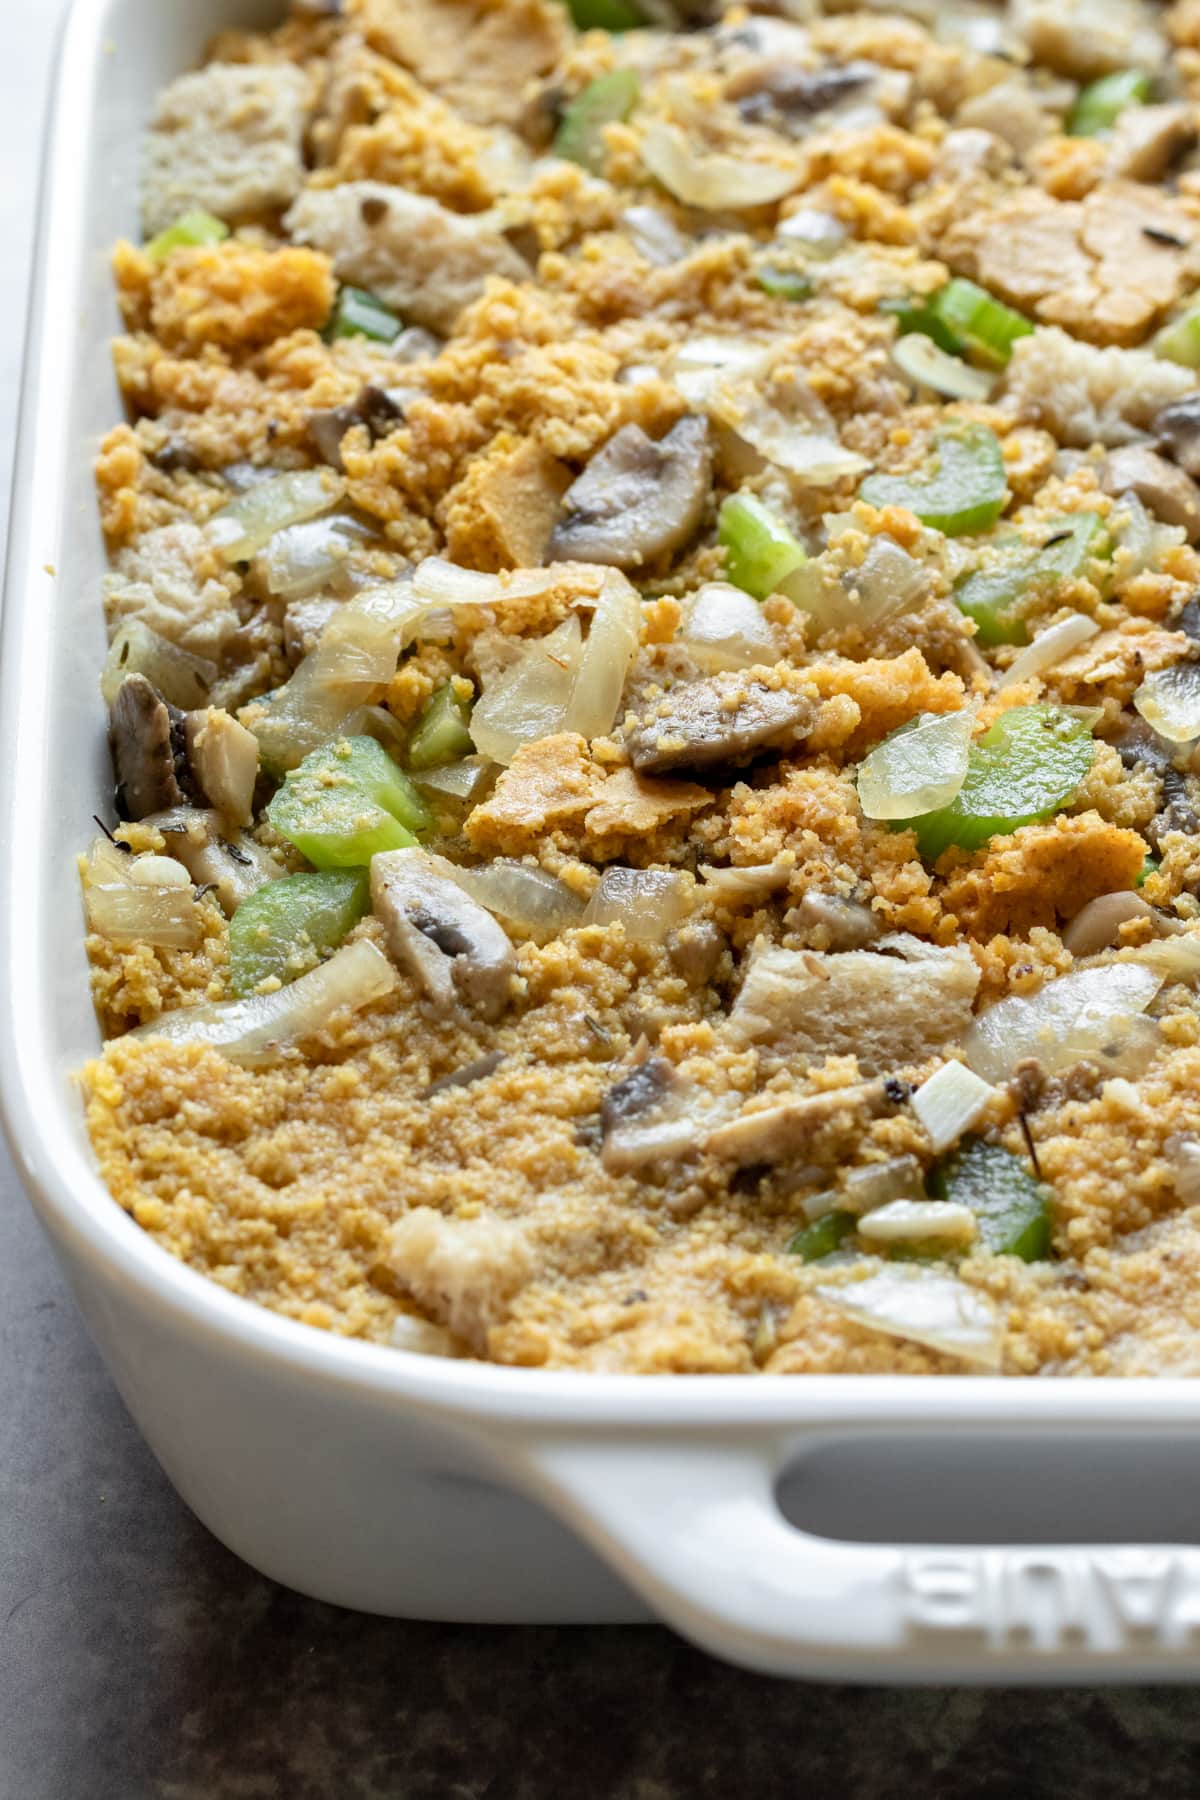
548, 415, 711, 570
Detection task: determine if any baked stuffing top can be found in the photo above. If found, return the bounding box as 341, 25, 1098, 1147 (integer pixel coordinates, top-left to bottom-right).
81, 0, 1200, 1374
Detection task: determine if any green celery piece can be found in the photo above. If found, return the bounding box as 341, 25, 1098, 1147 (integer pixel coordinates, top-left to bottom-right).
327, 285, 402, 344
1154, 302, 1200, 369
1068, 68, 1151, 137
1137, 854, 1161, 888
144, 209, 229, 261
266, 735, 431, 868
879, 295, 961, 356
564, 0, 645, 27
553, 69, 639, 172
408, 681, 474, 770
787, 1209, 856, 1261
901, 703, 1096, 862
954, 512, 1108, 646
859, 425, 1008, 536
930, 1137, 1052, 1261
929, 278, 1032, 368
757, 265, 815, 302
228, 870, 369, 998
718, 493, 807, 599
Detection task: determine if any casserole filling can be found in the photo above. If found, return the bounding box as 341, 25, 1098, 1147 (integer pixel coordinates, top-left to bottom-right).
80, 0, 1200, 1373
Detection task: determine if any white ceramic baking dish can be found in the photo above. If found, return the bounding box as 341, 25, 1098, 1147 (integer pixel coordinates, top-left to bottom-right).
10, 0, 1200, 1685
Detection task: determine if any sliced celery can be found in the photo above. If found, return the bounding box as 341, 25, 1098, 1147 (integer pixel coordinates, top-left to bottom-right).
266, 736, 431, 868
563, 0, 645, 27
1068, 68, 1151, 137
879, 296, 961, 356
929, 279, 1032, 368
553, 69, 639, 173
408, 681, 474, 770
1154, 302, 1200, 369
929, 1137, 1051, 1260
228, 871, 369, 997
787, 1210, 855, 1261
326, 286, 402, 344
718, 494, 807, 599
900, 704, 1096, 861
860, 425, 1008, 536
954, 512, 1108, 646
757, 265, 815, 302
144, 209, 230, 261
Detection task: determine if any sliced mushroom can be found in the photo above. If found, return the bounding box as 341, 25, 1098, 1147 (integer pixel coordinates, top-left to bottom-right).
547, 417, 711, 571
730, 60, 878, 128
1062, 890, 1176, 957
1102, 447, 1200, 541
666, 918, 726, 986
1115, 718, 1200, 845
787, 891, 880, 950
110, 673, 191, 820
183, 707, 259, 827
598, 1053, 730, 1174
307, 384, 407, 472
1155, 395, 1200, 481
704, 1078, 892, 1167
371, 847, 516, 1021
624, 670, 814, 776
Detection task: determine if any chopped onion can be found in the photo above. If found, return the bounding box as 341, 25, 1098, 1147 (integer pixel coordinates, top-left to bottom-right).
207, 469, 343, 564
413, 756, 499, 804
582, 866, 690, 943
856, 708, 974, 821
389, 1314, 458, 1356
432, 855, 585, 940
1121, 931, 1200, 983
143, 807, 283, 916
130, 939, 396, 1066
840, 535, 931, 626
705, 381, 868, 487
338, 702, 409, 761
670, 336, 776, 410
562, 571, 641, 743
1111, 492, 1187, 584
408, 557, 570, 609
256, 513, 377, 601
100, 619, 218, 711
816, 1263, 1003, 1368
857, 1199, 978, 1245
776, 206, 847, 255
964, 963, 1163, 1085
680, 582, 776, 673
82, 837, 200, 950
1166, 1134, 1200, 1204
641, 120, 800, 211
622, 204, 689, 266
840, 1154, 924, 1213
469, 615, 583, 765
892, 333, 995, 403
999, 613, 1101, 691
911, 1059, 994, 1153
1133, 662, 1200, 744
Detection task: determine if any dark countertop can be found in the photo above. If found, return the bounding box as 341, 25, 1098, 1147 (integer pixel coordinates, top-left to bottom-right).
5, 1153, 1200, 1799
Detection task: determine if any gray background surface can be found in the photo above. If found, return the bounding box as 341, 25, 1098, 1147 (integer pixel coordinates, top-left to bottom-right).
3, 8, 1200, 1796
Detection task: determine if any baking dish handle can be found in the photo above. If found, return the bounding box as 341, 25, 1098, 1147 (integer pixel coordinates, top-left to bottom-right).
508, 1432, 1200, 1681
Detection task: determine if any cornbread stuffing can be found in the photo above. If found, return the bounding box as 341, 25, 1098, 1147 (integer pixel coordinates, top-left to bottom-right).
82, 0, 1200, 1375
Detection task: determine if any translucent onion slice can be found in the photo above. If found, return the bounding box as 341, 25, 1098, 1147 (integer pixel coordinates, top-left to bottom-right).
582, 866, 690, 943
622, 204, 689, 266
469, 615, 583, 765
1111, 492, 1187, 583
670, 336, 775, 410
999, 612, 1100, 691
1133, 662, 1200, 744
964, 962, 1162, 1085
815, 1264, 1003, 1369
413, 756, 499, 804
431, 855, 585, 940
910, 1059, 994, 1153
891, 332, 995, 402
841, 535, 931, 626
408, 557, 567, 608
856, 709, 974, 821
705, 382, 868, 486
101, 619, 218, 711
129, 939, 396, 1067
208, 469, 344, 564
640, 120, 801, 211
256, 513, 377, 601
82, 838, 200, 950
679, 581, 776, 672
562, 571, 641, 743
1121, 931, 1200, 983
